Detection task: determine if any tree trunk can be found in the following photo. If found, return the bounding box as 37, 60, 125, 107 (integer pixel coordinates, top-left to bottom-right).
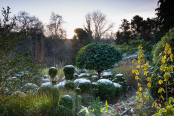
97, 71, 102, 80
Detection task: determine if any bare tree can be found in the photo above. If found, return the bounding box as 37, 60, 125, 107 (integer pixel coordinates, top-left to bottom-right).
84, 11, 114, 41
47, 12, 66, 66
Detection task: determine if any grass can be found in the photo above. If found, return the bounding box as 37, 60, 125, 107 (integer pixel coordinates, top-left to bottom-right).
40, 67, 65, 82
0, 92, 54, 116
112, 60, 138, 89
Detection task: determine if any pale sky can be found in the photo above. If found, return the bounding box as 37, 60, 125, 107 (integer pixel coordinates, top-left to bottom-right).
0, 0, 159, 39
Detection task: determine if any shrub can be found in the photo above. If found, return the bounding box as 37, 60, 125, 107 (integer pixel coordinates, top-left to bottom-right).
78, 81, 91, 94
150, 28, 174, 100
91, 82, 98, 89
75, 88, 81, 95
64, 81, 75, 91
51, 87, 59, 99
48, 67, 58, 79
96, 79, 116, 100
76, 42, 122, 79
112, 74, 129, 92
63, 65, 75, 80
112, 60, 138, 89
37, 84, 52, 95
113, 83, 122, 97
59, 95, 73, 115
153, 28, 174, 64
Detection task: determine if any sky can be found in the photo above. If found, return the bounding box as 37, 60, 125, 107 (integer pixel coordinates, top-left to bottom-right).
0, 0, 159, 39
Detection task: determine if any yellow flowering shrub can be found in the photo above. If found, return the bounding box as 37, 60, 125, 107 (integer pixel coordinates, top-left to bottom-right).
132, 45, 151, 115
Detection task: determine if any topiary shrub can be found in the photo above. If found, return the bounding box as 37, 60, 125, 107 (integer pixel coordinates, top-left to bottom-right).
78, 81, 91, 94
112, 74, 129, 92
59, 95, 73, 115
64, 81, 75, 91
51, 87, 59, 98
63, 65, 75, 80
113, 83, 122, 97
76, 42, 122, 80
96, 79, 116, 100
150, 28, 174, 100
37, 83, 52, 95
75, 88, 81, 95
48, 67, 58, 79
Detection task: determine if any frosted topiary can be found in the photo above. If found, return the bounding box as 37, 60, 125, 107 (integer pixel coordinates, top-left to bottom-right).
78, 81, 91, 93
75, 88, 81, 95
48, 67, 58, 79
113, 74, 129, 92
74, 78, 91, 86
76, 43, 122, 80
96, 79, 116, 100
63, 65, 75, 80
38, 83, 52, 95
113, 83, 122, 97
65, 81, 75, 90
102, 72, 112, 80
60, 95, 73, 109
91, 82, 98, 89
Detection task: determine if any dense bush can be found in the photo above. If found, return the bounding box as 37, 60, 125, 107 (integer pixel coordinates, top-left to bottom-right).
59, 95, 73, 115
113, 83, 122, 97
63, 65, 75, 80
78, 81, 91, 94
37, 84, 52, 95
75, 88, 81, 95
48, 67, 58, 79
64, 81, 75, 90
112, 60, 138, 89
153, 28, 174, 64
96, 79, 116, 100
112, 74, 129, 92
150, 28, 174, 100
76, 42, 122, 79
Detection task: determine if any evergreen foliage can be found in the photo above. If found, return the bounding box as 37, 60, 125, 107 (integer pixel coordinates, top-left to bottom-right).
76, 42, 122, 79
48, 67, 58, 79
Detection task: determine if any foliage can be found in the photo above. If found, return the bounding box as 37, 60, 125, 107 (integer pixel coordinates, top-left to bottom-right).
153, 97, 174, 116
75, 88, 81, 95
132, 45, 151, 114
0, 6, 43, 95
63, 65, 75, 80
112, 60, 138, 89
153, 28, 174, 64
113, 74, 129, 92
150, 44, 174, 102
49, 67, 58, 79
78, 81, 91, 94
37, 84, 52, 95
64, 81, 75, 91
150, 29, 174, 100
96, 79, 116, 100
59, 95, 74, 115
0, 93, 55, 116
76, 42, 122, 79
